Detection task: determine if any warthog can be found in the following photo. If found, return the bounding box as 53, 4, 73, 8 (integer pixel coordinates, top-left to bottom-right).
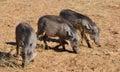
37, 15, 80, 54
15, 22, 37, 67
60, 9, 101, 48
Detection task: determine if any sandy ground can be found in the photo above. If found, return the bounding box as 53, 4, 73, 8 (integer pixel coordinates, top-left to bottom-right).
0, 0, 120, 72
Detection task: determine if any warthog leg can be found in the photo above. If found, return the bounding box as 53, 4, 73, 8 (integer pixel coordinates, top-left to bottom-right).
81, 29, 92, 48
59, 39, 66, 51
80, 31, 84, 45
54, 39, 67, 51
22, 48, 28, 68
16, 45, 19, 57
43, 34, 49, 49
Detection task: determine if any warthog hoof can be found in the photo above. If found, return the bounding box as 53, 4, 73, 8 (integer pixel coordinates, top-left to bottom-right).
22, 62, 27, 68
45, 45, 49, 50
97, 44, 101, 47
63, 47, 66, 51
88, 43, 92, 48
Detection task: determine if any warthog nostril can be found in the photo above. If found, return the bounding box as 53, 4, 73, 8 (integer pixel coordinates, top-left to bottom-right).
97, 44, 101, 47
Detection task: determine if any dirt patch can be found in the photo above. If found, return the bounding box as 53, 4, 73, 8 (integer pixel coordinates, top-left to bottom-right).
0, 0, 120, 72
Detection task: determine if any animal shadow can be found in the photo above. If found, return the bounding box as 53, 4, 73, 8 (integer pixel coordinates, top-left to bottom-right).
49, 45, 74, 53
0, 51, 21, 68
6, 42, 16, 46
38, 36, 74, 53
38, 36, 60, 43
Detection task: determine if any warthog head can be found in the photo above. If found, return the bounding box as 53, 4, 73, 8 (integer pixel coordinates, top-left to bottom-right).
66, 30, 81, 54
22, 34, 37, 67
22, 43, 36, 67
89, 25, 101, 47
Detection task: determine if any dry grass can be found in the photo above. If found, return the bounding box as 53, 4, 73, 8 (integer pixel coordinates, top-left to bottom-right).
0, 52, 21, 68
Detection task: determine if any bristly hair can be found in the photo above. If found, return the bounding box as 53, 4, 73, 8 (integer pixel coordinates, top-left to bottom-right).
62, 17, 77, 33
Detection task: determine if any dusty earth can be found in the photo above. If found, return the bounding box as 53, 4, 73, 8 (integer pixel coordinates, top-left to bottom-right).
0, 0, 120, 72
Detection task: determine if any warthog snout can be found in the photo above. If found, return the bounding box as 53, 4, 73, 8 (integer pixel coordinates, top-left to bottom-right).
69, 32, 81, 54
90, 26, 101, 47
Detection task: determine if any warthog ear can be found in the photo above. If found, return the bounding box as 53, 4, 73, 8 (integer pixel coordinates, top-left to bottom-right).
66, 31, 73, 38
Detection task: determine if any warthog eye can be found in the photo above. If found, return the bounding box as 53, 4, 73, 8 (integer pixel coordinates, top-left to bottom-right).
30, 43, 32, 46
73, 39, 77, 42
90, 30, 95, 35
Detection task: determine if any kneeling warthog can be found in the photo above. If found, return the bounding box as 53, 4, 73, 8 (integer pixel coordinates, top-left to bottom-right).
60, 9, 101, 48
37, 15, 80, 54
16, 22, 37, 67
